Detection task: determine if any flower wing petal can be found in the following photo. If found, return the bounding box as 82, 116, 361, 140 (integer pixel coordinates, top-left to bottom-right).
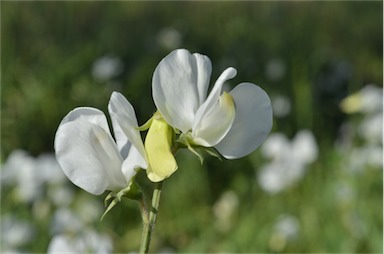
192, 92, 236, 147
108, 92, 148, 176
54, 120, 126, 195
215, 83, 273, 159
152, 49, 211, 132
193, 67, 237, 130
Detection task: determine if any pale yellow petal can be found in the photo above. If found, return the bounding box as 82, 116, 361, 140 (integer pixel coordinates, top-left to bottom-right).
145, 118, 178, 182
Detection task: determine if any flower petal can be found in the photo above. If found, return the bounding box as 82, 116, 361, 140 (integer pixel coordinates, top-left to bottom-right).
59, 107, 110, 134
108, 92, 148, 175
193, 67, 237, 130
145, 118, 178, 182
152, 49, 211, 133
54, 120, 126, 195
193, 52, 212, 105
215, 83, 273, 159
192, 92, 236, 147
207, 67, 237, 106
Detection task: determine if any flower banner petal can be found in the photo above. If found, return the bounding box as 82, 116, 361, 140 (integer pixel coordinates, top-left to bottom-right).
193, 52, 212, 105
192, 92, 236, 147
54, 120, 126, 195
215, 83, 273, 159
152, 49, 209, 133
59, 107, 110, 134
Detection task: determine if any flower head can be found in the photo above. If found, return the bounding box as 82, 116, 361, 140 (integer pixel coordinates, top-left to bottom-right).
54, 92, 147, 195
152, 49, 273, 160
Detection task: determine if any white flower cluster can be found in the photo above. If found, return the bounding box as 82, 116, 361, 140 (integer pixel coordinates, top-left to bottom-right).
257, 130, 319, 194
338, 84, 383, 172
0, 150, 113, 253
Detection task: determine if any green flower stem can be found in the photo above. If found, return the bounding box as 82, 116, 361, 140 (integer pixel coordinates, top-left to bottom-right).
139, 181, 163, 254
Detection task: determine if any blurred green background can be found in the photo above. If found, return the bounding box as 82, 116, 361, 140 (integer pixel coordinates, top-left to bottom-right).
1, 2, 382, 253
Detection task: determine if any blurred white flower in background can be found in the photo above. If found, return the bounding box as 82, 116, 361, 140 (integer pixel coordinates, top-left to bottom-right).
1, 150, 66, 203
340, 84, 383, 114
265, 58, 286, 82
48, 184, 74, 207
91, 55, 124, 82
271, 95, 291, 118
74, 196, 104, 224
1, 149, 112, 252
47, 230, 113, 254
339, 84, 383, 172
0, 215, 35, 251
274, 214, 300, 240
349, 145, 383, 172
50, 208, 85, 235
257, 130, 318, 194
335, 181, 356, 204
291, 130, 319, 164
49, 206, 112, 253
157, 27, 182, 50
269, 214, 300, 252
47, 202, 110, 253
358, 113, 382, 144
212, 190, 239, 232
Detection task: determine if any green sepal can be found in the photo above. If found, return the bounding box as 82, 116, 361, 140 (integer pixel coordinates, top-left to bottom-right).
137, 117, 153, 131
205, 147, 223, 161
187, 145, 204, 164
100, 180, 142, 221
173, 127, 181, 134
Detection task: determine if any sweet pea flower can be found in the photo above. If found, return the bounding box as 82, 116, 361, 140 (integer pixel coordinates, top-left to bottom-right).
150, 49, 272, 180
54, 92, 147, 195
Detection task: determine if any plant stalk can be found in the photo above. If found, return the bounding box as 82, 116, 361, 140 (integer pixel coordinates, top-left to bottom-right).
139, 181, 163, 254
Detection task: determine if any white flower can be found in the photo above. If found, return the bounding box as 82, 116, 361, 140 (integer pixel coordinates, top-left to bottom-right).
54, 92, 147, 195
212, 190, 239, 232
265, 58, 286, 82
358, 113, 382, 144
273, 214, 300, 241
271, 95, 291, 118
340, 84, 383, 114
0, 215, 35, 249
0, 150, 58, 203
258, 160, 305, 194
152, 49, 273, 160
91, 55, 123, 82
47, 230, 113, 254
50, 208, 84, 235
258, 130, 318, 194
157, 27, 182, 50
269, 214, 300, 252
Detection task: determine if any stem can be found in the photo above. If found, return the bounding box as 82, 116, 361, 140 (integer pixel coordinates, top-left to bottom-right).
139, 181, 163, 254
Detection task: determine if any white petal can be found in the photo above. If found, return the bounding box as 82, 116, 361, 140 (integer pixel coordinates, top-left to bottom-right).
193, 52, 212, 105
54, 120, 126, 195
193, 67, 237, 128
108, 92, 148, 173
209, 67, 237, 104
192, 92, 236, 147
292, 130, 318, 164
261, 133, 290, 160
59, 107, 110, 134
122, 145, 148, 180
152, 49, 211, 133
215, 83, 273, 159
